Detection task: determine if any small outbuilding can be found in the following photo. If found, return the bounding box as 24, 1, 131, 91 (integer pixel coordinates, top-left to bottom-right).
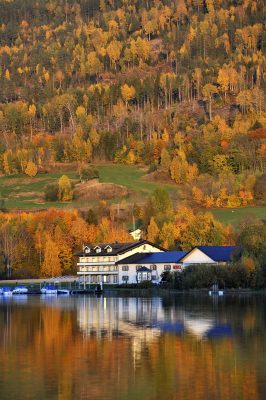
180, 246, 240, 266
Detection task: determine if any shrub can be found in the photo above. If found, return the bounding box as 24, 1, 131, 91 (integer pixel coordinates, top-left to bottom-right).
78, 165, 99, 182
44, 183, 59, 201
148, 164, 158, 173
25, 161, 38, 177
137, 280, 154, 288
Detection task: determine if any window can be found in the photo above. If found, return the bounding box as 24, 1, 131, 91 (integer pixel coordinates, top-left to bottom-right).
113, 276, 118, 284
164, 265, 171, 271
173, 264, 182, 270
122, 276, 129, 281
84, 247, 90, 254
151, 275, 157, 281
104, 245, 112, 253
94, 246, 101, 253
136, 265, 142, 271
122, 265, 129, 271
150, 265, 157, 271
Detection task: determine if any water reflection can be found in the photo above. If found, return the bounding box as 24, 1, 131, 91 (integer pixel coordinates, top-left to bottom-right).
0, 294, 266, 400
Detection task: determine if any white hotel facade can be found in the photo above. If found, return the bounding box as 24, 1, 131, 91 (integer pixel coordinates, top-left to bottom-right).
77, 242, 239, 285
76, 241, 165, 285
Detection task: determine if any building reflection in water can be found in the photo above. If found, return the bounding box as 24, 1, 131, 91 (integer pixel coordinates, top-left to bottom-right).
76, 295, 233, 342
0, 295, 265, 400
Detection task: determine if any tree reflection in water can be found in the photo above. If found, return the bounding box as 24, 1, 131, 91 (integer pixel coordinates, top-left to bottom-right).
0, 294, 265, 400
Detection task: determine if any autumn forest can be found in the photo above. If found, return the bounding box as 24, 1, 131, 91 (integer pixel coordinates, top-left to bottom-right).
0, 0, 265, 279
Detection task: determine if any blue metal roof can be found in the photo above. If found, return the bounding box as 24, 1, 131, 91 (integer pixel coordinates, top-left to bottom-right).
196, 246, 239, 262
119, 251, 187, 265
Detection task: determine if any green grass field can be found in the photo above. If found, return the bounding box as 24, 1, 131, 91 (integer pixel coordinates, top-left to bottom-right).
0, 171, 78, 209
210, 207, 266, 226
98, 164, 178, 197
0, 164, 265, 226
0, 164, 178, 210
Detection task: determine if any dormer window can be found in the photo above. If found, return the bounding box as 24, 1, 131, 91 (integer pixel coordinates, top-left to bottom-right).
84, 246, 90, 254
105, 245, 112, 253
94, 246, 101, 253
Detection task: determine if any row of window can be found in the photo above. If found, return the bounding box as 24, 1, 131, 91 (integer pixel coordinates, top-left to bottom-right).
122, 265, 172, 271
84, 246, 113, 254
80, 256, 116, 263
81, 264, 175, 272
80, 266, 118, 272
122, 275, 157, 281
90, 275, 118, 283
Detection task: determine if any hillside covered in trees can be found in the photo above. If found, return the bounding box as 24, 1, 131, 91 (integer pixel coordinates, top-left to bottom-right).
0, 0, 265, 197
0, 0, 265, 278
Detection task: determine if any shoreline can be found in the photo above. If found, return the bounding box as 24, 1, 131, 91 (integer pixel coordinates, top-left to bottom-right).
1, 279, 265, 295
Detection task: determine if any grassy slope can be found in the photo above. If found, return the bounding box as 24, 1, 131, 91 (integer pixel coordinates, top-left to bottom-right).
98, 164, 178, 199
0, 165, 177, 210
0, 172, 78, 209
0, 164, 265, 226
210, 207, 266, 225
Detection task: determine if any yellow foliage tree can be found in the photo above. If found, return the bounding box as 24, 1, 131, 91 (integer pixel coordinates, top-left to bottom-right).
159, 222, 176, 249
5, 69, 10, 80
192, 186, 204, 205
58, 175, 73, 202
147, 217, 159, 243
41, 234, 62, 277
25, 161, 38, 177
121, 84, 136, 106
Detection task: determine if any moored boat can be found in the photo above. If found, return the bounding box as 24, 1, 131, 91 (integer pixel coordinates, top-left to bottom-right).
1, 287, 13, 296
13, 286, 28, 294
209, 290, 224, 296
209, 283, 223, 296
57, 289, 70, 295
41, 285, 57, 295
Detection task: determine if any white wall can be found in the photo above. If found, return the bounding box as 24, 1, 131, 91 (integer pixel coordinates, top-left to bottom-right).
118, 262, 179, 284
77, 242, 164, 284
118, 243, 163, 262
181, 248, 215, 265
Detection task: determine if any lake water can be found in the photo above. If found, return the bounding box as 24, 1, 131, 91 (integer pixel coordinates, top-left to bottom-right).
0, 294, 266, 400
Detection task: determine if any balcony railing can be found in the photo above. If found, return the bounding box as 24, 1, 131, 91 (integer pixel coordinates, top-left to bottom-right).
79, 257, 117, 263
78, 266, 118, 273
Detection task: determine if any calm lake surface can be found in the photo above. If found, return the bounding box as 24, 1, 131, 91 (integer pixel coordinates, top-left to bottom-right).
0, 294, 266, 400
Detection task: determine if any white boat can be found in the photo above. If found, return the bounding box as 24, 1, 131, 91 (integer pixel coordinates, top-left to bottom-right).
57, 289, 70, 295
41, 285, 57, 295
209, 283, 223, 296
209, 290, 224, 296
13, 286, 28, 294
2, 287, 13, 296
